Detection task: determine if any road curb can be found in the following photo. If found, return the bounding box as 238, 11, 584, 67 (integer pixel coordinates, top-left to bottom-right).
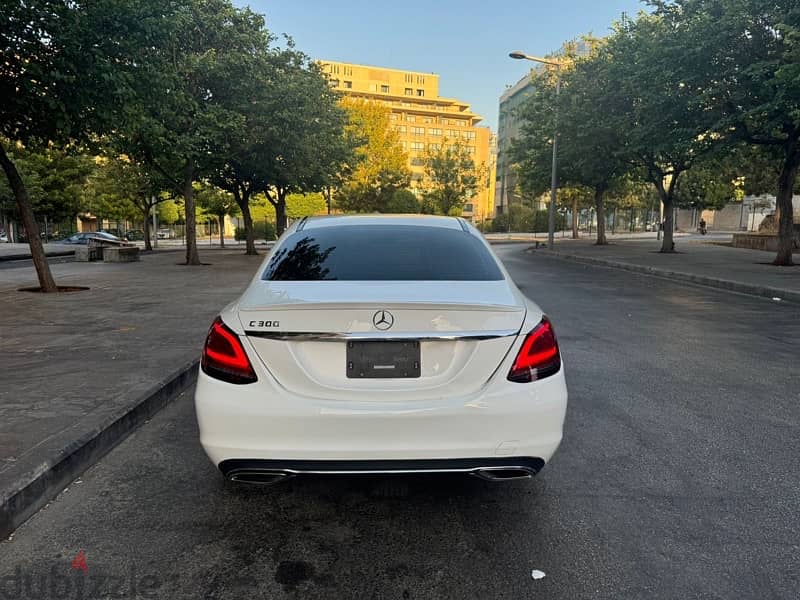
533, 249, 800, 304
0, 250, 75, 262
0, 359, 199, 539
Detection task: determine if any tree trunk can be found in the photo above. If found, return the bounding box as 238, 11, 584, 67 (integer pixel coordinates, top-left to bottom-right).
655, 176, 677, 253
142, 204, 153, 251
0, 142, 58, 291
275, 189, 288, 236
773, 151, 798, 266
235, 189, 257, 255
571, 196, 579, 239
594, 187, 607, 245
218, 215, 225, 248
182, 162, 201, 265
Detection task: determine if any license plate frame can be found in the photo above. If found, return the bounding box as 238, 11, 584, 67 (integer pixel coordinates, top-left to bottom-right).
346, 340, 421, 379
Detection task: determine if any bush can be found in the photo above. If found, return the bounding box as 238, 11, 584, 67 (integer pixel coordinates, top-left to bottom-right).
491, 206, 566, 233
235, 221, 276, 241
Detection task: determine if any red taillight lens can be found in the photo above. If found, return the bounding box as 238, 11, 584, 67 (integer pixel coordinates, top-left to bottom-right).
507, 317, 561, 383
201, 317, 257, 384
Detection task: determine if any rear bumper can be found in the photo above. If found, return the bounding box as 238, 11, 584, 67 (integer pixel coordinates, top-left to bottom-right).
220, 456, 546, 482
195, 365, 568, 468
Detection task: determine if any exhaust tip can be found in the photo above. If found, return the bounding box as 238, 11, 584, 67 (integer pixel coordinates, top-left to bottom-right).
228, 470, 293, 485
472, 467, 535, 482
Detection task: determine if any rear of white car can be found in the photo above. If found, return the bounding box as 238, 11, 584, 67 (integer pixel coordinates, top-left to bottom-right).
195, 215, 567, 483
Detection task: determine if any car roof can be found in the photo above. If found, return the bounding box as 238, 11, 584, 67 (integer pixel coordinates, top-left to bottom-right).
300, 214, 465, 231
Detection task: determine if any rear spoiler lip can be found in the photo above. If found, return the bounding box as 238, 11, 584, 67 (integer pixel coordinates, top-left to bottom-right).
238, 303, 523, 312
244, 329, 521, 342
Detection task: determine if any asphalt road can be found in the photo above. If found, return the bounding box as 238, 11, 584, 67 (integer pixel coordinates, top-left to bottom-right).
2, 245, 798, 599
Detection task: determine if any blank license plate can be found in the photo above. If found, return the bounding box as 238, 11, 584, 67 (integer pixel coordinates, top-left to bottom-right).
346, 341, 421, 379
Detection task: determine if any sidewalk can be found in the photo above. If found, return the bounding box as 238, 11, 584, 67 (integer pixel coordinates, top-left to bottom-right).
0, 249, 264, 537
534, 236, 800, 303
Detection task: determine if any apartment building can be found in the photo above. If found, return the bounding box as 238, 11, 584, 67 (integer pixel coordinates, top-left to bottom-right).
319, 60, 492, 221
495, 72, 537, 217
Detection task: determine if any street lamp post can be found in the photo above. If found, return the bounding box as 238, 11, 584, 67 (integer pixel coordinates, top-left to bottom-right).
509, 51, 562, 250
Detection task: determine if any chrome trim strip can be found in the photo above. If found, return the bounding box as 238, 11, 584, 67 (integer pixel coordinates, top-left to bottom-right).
229, 466, 536, 477
244, 329, 520, 341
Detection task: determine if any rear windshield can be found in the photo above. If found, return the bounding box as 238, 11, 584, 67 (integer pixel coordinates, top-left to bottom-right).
262, 225, 504, 281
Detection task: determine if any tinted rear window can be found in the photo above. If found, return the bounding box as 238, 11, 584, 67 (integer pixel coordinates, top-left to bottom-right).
262, 225, 504, 281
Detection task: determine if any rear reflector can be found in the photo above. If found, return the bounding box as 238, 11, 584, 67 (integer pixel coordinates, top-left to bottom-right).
202, 317, 257, 384
507, 317, 561, 383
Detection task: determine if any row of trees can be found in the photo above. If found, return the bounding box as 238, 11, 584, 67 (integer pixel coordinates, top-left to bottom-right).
1, 0, 355, 291
512, 0, 799, 265
1, 1, 487, 291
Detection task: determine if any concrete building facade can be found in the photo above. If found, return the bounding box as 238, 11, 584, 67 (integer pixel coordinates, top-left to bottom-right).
319, 60, 492, 221
495, 73, 537, 217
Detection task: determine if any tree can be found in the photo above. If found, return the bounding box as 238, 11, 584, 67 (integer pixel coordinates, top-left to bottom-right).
336, 98, 410, 213
386, 189, 420, 213
595, 13, 718, 252
1, 0, 161, 290
422, 140, 484, 215
0, 143, 94, 232
87, 156, 168, 250
215, 47, 351, 250
651, 0, 800, 264
118, 0, 270, 264
513, 52, 628, 245
196, 183, 238, 247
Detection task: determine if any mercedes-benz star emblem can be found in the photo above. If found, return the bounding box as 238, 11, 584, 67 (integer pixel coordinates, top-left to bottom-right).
372, 310, 394, 331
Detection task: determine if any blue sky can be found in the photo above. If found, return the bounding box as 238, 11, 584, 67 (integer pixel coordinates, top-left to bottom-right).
239, 1, 647, 131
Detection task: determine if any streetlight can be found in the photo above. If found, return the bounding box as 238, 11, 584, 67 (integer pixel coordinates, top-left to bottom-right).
509, 51, 562, 250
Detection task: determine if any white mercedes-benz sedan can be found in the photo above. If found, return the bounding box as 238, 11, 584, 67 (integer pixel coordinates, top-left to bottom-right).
195, 215, 567, 484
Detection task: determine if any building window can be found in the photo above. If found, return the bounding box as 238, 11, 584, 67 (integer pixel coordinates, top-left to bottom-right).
456, 119, 466, 126
411, 142, 424, 151
429, 143, 441, 151
343, 66, 353, 76
464, 203, 474, 212
405, 73, 413, 83
447, 129, 459, 137
464, 131, 476, 140
423, 117, 433, 124
416, 89, 425, 97
389, 113, 398, 121
381, 84, 390, 93
400, 141, 407, 150
412, 126, 425, 136
406, 114, 416, 123
394, 125, 407, 133
428, 128, 442, 136
410, 157, 425, 166
329, 79, 340, 87
343, 80, 352, 89
465, 146, 475, 155
440, 118, 448, 125
405, 88, 413, 96
417, 75, 425, 84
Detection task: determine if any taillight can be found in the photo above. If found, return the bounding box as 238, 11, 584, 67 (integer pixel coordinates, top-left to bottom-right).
507, 317, 561, 383
201, 317, 257, 384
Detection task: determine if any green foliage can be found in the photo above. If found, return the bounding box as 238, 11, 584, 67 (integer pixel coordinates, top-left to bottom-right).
196, 183, 239, 219
490, 206, 565, 233
0, 143, 93, 221
422, 141, 484, 215
336, 98, 410, 213
235, 221, 275, 241
385, 189, 420, 214
158, 199, 183, 224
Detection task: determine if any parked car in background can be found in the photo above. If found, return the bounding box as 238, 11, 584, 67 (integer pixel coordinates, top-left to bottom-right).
125, 229, 145, 241
157, 228, 175, 239
61, 232, 122, 245
0, 231, 8, 243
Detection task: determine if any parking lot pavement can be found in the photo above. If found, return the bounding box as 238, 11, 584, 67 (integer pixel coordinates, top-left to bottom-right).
1, 246, 798, 599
